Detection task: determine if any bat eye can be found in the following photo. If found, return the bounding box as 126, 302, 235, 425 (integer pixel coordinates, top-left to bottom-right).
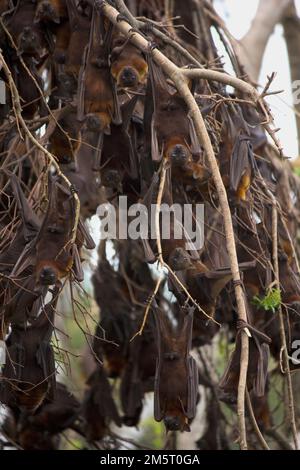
39, 267, 57, 286
164, 416, 181, 431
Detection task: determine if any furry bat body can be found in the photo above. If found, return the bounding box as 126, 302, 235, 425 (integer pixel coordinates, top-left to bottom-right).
153, 306, 198, 432
0, 285, 59, 412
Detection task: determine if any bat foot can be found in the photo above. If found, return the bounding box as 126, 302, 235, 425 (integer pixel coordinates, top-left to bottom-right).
117, 14, 127, 23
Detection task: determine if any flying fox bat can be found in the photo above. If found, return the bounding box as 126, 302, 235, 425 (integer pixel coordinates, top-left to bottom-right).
64, 0, 91, 78
153, 305, 199, 432
219, 316, 271, 404
218, 103, 255, 202
144, 58, 210, 186
77, 5, 121, 131
12, 56, 47, 119
11, 174, 93, 286
5, 382, 79, 450
0, 284, 59, 412
110, 32, 148, 89
19, 382, 80, 440
5, 0, 48, 58
83, 366, 122, 442
92, 259, 132, 378
35, 0, 70, 71
229, 131, 255, 202
0, 175, 45, 335
63, 116, 103, 219
47, 105, 82, 164
99, 95, 140, 193
120, 324, 156, 426
35, 0, 67, 25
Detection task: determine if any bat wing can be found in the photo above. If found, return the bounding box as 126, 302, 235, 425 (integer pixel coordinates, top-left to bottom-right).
152, 306, 164, 421
72, 244, 84, 282
187, 355, 198, 419
151, 115, 161, 162
77, 219, 96, 250
77, 43, 89, 121
10, 174, 40, 241
188, 114, 201, 157
66, 0, 79, 30
230, 133, 254, 192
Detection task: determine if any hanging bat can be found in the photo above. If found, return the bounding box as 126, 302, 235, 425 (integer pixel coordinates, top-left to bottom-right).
92, 259, 132, 378
0, 175, 46, 336
83, 366, 122, 442
5, 0, 47, 59
99, 95, 140, 194
12, 56, 47, 119
219, 314, 271, 404
0, 284, 59, 412
47, 105, 82, 164
229, 130, 255, 202
110, 32, 148, 89
77, 3, 121, 131
19, 382, 80, 446
63, 115, 103, 220
144, 58, 210, 187
64, 0, 91, 78
35, 0, 67, 25
120, 324, 156, 426
35, 0, 70, 70
12, 174, 92, 286
153, 305, 199, 432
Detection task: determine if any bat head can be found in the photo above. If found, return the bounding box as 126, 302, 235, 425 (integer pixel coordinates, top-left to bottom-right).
18, 26, 41, 56
164, 414, 191, 432
167, 143, 190, 167
101, 169, 122, 191
85, 114, 102, 132
168, 247, 192, 271
35, 1, 60, 24
111, 41, 148, 89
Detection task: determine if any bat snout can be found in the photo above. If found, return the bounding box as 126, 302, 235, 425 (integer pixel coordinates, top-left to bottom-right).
118, 67, 139, 88
39, 266, 58, 286
169, 144, 189, 166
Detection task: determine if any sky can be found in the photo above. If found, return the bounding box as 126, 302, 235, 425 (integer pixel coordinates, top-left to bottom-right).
215, 0, 300, 159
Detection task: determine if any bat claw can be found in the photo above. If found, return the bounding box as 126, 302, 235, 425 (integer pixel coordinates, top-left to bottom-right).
117, 14, 127, 23
147, 41, 158, 54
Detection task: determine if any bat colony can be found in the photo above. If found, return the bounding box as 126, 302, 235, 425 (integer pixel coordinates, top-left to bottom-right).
0, 0, 299, 450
